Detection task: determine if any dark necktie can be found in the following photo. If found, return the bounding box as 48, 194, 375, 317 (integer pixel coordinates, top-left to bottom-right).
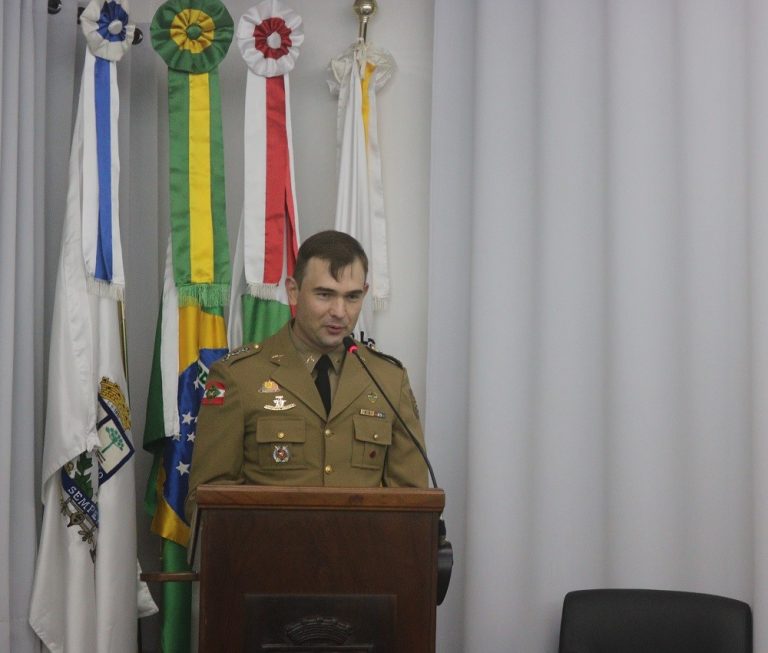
314, 354, 332, 415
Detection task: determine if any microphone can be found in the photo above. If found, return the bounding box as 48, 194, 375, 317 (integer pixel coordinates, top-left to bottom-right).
343, 335, 453, 605
343, 336, 437, 487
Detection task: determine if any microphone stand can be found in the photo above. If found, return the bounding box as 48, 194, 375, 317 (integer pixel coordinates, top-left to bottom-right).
344, 336, 453, 605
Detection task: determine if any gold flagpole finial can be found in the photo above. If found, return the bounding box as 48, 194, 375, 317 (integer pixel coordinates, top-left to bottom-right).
353, 0, 377, 43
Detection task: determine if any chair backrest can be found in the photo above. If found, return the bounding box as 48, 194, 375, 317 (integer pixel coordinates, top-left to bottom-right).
558, 589, 752, 653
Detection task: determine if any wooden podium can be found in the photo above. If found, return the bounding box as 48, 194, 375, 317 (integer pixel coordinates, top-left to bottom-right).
192, 484, 445, 652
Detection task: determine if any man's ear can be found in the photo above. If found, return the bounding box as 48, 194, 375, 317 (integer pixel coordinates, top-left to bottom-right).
285, 277, 299, 306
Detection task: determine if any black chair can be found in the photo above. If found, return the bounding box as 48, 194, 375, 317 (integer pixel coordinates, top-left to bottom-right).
558, 588, 752, 653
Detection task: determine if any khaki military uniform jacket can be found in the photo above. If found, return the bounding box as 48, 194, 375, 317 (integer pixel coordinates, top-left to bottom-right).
185, 323, 427, 521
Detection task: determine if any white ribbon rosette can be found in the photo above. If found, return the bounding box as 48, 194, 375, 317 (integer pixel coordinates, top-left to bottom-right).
80, 0, 135, 62
327, 42, 397, 340
232, 0, 302, 311
237, 0, 303, 77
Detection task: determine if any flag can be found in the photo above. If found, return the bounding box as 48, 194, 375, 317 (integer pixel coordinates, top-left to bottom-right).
229, 0, 303, 347
143, 244, 228, 652
228, 216, 294, 347
329, 42, 396, 342
29, 34, 157, 653
145, 1, 233, 648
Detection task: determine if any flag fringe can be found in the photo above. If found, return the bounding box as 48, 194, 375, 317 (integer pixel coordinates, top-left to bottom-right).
246, 282, 279, 301
86, 275, 125, 301
177, 283, 230, 308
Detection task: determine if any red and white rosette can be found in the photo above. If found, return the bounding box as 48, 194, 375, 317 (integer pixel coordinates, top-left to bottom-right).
237, 0, 302, 77
236, 0, 303, 300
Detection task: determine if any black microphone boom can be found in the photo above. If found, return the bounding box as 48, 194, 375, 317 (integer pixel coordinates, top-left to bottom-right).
344, 335, 453, 605
343, 335, 437, 488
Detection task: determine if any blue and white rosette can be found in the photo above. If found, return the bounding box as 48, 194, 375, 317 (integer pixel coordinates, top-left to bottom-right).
80, 0, 135, 62
79, 0, 134, 299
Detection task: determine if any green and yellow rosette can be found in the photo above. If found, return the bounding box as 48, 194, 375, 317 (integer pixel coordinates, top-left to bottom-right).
151, 0, 233, 307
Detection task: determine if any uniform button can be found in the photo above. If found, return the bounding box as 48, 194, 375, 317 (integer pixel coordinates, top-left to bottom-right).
373, 433, 379, 440
277, 432, 285, 439
324, 429, 333, 438
324, 465, 333, 474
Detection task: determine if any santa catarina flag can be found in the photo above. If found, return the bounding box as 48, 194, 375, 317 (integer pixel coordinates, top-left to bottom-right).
228, 0, 303, 348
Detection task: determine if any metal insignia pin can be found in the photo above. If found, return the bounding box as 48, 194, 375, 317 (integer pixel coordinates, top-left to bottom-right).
259, 380, 280, 393
360, 408, 386, 419
223, 345, 249, 361
272, 444, 291, 464
265, 395, 296, 411
367, 392, 378, 403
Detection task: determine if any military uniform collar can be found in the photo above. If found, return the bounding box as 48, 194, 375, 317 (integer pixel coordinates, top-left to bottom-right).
288, 323, 345, 374
263, 322, 375, 421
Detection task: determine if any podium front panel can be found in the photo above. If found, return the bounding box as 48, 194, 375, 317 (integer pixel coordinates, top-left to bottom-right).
196, 487, 443, 652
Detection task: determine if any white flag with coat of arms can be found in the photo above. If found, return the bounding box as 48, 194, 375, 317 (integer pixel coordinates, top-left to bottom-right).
29, 5, 156, 650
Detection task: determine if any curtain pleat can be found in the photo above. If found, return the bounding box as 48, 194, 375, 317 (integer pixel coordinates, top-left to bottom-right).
0, 1, 47, 651
429, 0, 765, 651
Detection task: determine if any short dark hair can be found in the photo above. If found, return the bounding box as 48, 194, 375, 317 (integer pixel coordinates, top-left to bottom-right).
293, 230, 368, 286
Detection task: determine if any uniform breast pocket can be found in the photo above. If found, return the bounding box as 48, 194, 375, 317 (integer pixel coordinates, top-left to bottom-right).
255, 417, 308, 470
351, 416, 392, 470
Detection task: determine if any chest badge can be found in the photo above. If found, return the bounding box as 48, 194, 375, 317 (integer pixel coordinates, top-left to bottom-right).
367, 392, 378, 403
265, 395, 296, 411
272, 444, 291, 464
202, 381, 226, 405
259, 380, 280, 394
360, 408, 386, 419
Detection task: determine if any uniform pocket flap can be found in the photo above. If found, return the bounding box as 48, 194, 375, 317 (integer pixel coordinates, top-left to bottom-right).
256, 417, 306, 443
353, 416, 392, 445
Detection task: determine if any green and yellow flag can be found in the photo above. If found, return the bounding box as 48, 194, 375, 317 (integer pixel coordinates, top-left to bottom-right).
145, 1, 232, 649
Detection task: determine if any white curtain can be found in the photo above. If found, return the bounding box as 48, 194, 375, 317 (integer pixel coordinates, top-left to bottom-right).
428, 0, 768, 651
0, 1, 47, 651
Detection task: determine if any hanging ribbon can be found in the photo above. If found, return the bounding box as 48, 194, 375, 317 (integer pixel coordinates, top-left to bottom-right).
151, 0, 233, 308
78, 0, 134, 300
237, 0, 302, 299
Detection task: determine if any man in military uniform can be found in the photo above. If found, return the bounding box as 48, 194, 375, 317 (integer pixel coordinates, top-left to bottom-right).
185, 230, 427, 522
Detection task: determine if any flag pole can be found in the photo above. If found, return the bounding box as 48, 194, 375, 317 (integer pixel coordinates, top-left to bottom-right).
118, 300, 129, 385
353, 0, 377, 43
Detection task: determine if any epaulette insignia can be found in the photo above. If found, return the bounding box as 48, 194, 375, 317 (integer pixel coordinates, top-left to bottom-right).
223, 343, 262, 363
368, 348, 403, 368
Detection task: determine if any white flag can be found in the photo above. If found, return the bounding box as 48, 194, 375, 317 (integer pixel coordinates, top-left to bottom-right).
29, 48, 156, 653
329, 43, 396, 342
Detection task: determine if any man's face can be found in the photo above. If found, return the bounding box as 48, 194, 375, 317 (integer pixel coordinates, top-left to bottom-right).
286, 257, 368, 353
